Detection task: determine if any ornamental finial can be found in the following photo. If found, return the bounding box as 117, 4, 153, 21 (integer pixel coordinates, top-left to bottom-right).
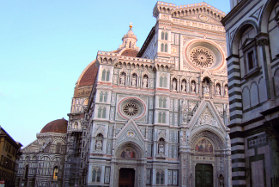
129, 22, 133, 30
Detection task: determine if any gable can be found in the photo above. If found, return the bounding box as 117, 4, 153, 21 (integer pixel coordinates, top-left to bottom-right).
188, 100, 228, 134
115, 119, 145, 151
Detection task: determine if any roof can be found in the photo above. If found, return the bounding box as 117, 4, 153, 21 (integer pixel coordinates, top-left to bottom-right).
120, 49, 138, 57
77, 60, 99, 87
40, 118, 68, 134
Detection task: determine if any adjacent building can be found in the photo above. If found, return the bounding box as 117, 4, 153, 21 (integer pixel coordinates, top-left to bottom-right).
15, 119, 67, 187
222, 0, 279, 186
0, 126, 22, 186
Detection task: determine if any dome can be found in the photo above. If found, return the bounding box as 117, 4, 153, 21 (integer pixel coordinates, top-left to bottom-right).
122, 25, 137, 41
40, 118, 68, 134
120, 49, 138, 57
77, 60, 98, 87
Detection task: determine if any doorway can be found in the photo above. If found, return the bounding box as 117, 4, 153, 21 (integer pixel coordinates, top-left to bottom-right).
119, 168, 135, 187
195, 164, 213, 187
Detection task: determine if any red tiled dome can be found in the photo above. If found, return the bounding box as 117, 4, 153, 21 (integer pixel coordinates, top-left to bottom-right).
40, 119, 68, 134
120, 49, 138, 57
77, 60, 98, 87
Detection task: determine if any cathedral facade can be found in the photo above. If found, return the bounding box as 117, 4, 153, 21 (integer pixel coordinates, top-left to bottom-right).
65, 2, 231, 187
16, 2, 232, 187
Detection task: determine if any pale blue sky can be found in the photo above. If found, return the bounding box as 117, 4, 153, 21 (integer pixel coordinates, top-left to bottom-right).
0, 0, 230, 147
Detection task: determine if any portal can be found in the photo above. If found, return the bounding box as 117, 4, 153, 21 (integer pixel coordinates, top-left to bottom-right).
119, 168, 135, 187
195, 164, 213, 187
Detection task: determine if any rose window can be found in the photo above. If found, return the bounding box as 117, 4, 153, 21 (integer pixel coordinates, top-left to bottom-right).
190, 47, 215, 68
123, 101, 139, 116
119, 98, 145, 119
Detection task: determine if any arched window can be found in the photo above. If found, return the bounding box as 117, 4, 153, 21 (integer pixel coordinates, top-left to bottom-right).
165, 32, 168, 40
24, 165, 29, 179
106, 70, 110, 81
158, 112, 162, 123
95, 134, 103, 151
165, 44, 168, 52
97, 107, 102, 118
156, 170, 164, 184
53, 166, 58, 181
92, 167, 101, 182
160, 76, 163, 87
163, 98, 167, 108
163, 77, 167, 87
104, 92, 108, 102
102, 107, 106, 118
159, 97, 162, 108
99, 92, 104, 102
161, 43, 164, 52
161, 32, 165, 40
162, 112, 166, 123
101, 69, 106, 81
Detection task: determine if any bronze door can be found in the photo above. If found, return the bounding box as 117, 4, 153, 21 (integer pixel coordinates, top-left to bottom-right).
119, 168, 135, 187
195, 164, 213, 187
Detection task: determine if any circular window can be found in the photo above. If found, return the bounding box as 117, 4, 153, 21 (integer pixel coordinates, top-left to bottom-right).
185, 41, 224, 70
123, 100, 139, 116
190, 47, 214, 68
118, 98, 145, 119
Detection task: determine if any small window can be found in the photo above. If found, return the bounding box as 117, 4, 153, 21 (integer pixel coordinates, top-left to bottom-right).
101, 69, 106, 81
165, 44, 168, 52
247, 51, 255, 70
163, 77, 167, 87
106, 70, 110, 81
160, 76, 163, 87
165, 32, 168, 40
92, 167, 101, 182
161, 32, 165, 40
161, 43, 164, 52
168, 169, 178, 185
156, 170, 164, 184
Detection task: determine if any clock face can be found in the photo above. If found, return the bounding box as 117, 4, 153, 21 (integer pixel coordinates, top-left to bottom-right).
184, 41, 224, 71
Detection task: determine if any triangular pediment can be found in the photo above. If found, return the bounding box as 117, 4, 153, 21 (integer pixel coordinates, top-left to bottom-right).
188, 100, 227, 133
115, 119, 145, 150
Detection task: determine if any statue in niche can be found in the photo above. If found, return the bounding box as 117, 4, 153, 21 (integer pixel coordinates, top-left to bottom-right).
172, 79, 177, 91
158, 138, 165, 155
181, 80, 186, 92
224, 85, 228, 96
216, 84, 221, 95
203, 82, 209, 95
191, 81, 196, 93
143, 75, 148, 88
218, 174, 224, 187
131, 74, 137, 87
119, 73, 126, 85
95, 134, 103, 151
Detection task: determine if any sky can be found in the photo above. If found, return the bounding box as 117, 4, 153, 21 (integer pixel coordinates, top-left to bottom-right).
0, 0, 230, 147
